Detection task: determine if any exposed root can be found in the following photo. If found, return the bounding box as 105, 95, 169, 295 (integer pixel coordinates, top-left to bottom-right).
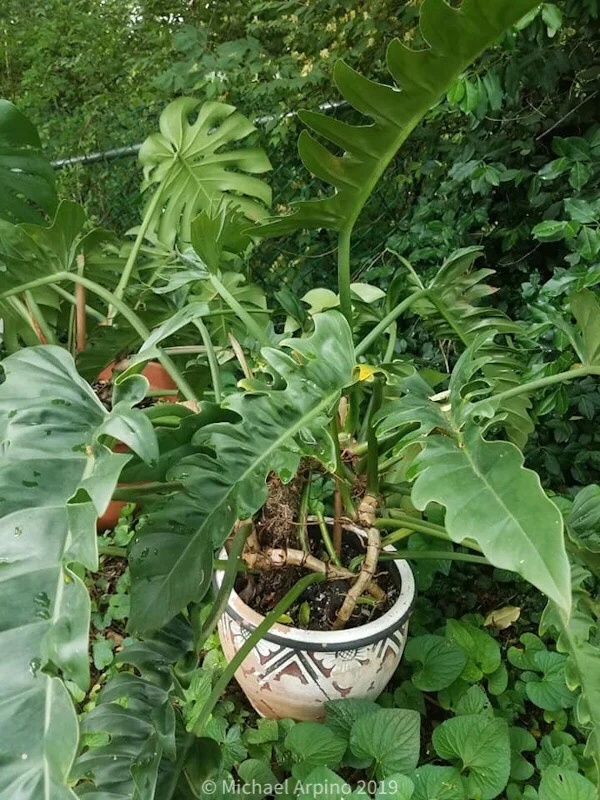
333, 494, 381, 630
243, 546, 384, 602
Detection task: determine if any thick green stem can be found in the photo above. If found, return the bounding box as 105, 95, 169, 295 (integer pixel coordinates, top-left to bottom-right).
110, 188, 163, 315
316, 509, 342, 568
193, 319, 222, 403
337, 228, 353, 329
52, 284, 105, 321
24, 290, 57, 344
375, 513, 483, 553
331, 415, 355, 518
350, 548, 490, 571
0, 272, 198, 402
366, 377, 383, 495
381, 550, 490, 566
209, 273, 269, 346
195, 523, 251, 655
473, 365, 600, 410
298, 471, 311, 552
355, 289, 428, 357
383, 322, 397, 362
98, 545, 127, 557
193, 572, 325, 736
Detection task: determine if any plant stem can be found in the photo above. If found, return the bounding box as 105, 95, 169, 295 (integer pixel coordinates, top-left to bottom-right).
110, 188, 163, 316
355, 289, 427, 357
195, 523, 251, 655
209, 273, 269, 346
331, 414, 355, 519
366, 377, 383, 495
98, 544, 127, 557
192, 572, 325, 736
380, 549, 490, 566
375, 514, 483, 553
337, 228, 353, 329
472, 365, 600, 409
193, 319, 222, 403
52, 284, 105, 321
0, 272, 198, 402
298, 470, 311, 552
75, 253, 86, 352
381, 528, 414, 547
316, 509, 342, 568
24, 290, 56, 344
383, 322, 397, 362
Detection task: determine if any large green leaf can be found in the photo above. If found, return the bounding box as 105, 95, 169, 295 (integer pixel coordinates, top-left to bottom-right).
129, 311, 355, 633
138, 97, 272, 247
377, 372, 571, 613
349, 709, 421, 778
257, 0, 538, 236
571, 290, 600, 366
0, 99, 57, 224
0, 346, 157, 799
73, 617, 193, 799
540, 565, 600, 775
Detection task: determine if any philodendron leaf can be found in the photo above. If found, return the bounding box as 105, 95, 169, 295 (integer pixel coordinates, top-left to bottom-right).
285, 723, 346, 781
256, 0, 538, 238
349, 709, 421, 779
73, 617, 193, 797
404, 634, 468, 691
0, 99, 57, 224
432, 715, 511, 800
129, 312, 355, 633
538, 765, 597, 800
567, 484, 600, 565
0, 346, 157, 800
139, 97, 272, 247
540, 565, 600, 773
410, 765, 465, 800
378, 374, 571, 613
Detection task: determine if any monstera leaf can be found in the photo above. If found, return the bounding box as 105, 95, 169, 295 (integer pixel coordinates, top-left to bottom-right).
0, 99, 57, 224
0, 346, 157, 800
129, 311, 355, 633
376, 360, 571, 613
257, 0, 538, 237
138, 97, 272, 247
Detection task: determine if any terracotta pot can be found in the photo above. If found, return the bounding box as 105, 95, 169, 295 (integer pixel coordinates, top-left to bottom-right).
97, 360, 179, 403
215, 521, 415, 721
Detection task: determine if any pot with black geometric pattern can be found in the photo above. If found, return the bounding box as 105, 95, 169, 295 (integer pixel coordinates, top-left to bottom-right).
215, 521, 415, 721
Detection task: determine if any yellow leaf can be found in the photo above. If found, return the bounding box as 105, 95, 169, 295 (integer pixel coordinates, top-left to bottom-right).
484, 606, 521, 630
356, 364, 378, 381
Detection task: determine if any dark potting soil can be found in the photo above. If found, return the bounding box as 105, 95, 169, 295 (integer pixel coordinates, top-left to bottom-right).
235, 523, 400, 632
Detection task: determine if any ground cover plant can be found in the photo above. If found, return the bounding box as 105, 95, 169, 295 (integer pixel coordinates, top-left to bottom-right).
0, 1, 599, 798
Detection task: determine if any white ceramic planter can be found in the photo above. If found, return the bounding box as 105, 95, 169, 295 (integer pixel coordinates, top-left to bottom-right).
215, 521, 415, 721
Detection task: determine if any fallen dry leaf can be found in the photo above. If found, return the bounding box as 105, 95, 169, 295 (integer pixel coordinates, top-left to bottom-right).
484, 605, 521, 630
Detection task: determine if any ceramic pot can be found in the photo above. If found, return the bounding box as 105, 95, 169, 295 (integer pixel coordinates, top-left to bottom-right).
215, 521, 415, 721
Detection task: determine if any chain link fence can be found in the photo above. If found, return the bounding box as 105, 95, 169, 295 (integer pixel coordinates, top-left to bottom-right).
51, 101, 405, 294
